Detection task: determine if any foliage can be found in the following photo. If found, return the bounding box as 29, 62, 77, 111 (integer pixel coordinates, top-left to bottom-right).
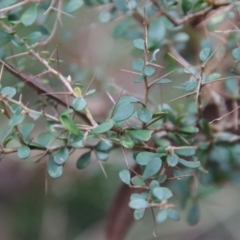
0, 0, 240, 239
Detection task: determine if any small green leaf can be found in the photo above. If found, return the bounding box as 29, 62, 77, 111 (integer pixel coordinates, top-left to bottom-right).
148, 18, 166, 43
168, 209, 180, 221
178, 158, 201, 168
0, 30, 12, 46
112, 17, 131, 38
187, 203, 200, 225
120, 133, 134, 149
53, 147, 69, 165
95, 150, 108, 161
138, 107, 152, 123
134, 74, 145, 83
25, 31, 42, 40
112, 102, 134, 122
37, 132, 53, 147
175, 148, 196, 156
64, 0, 83, 13
185, 81, 198, 91
131, 176, 145, 186
1, 87, 16, 98
133, 38, 144, 50
85, 89, 96, 96
136, 152, 160, 165
144, 66, 155, 77
132, 59, 144, 72
179, 126, 199, 134
17, 145, 31, 159
232, 47, 240, 61
129, 199, 150, 209
119, 169, 131, 185
142, 158, 162, 180
9, 114, 25, 127
182, 0, 192, 14
96, 139, 113, 151
76, 151, 91, 169
91, 121, 113, 134
153, 78, 172, 84
134, 209, 145, 220
20, 4, 37, 27
72, 98, 87, 111
156, 209, 168, 223
153, 187, 173, 200
199, 47, 211, 62
20, 123, 34, 140
48, 155, 63, 178
167, 153, 179, 167
128, 129, 153, 141
206, 73, 221, 82
60, 114, 82, 136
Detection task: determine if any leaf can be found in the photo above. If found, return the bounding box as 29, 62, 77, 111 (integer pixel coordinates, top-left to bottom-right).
138, 107, 152, 123
112, 17, 131, 38
168, 209, 180, 221
156, 209, 168, 223
179, 126, 199, 134
152, 187, 173, 200
60, 114, 82, 136
9, 114, 25, 127
128, 130, 153, 141
120, 133, 134, 149
232, 47, 240, 61
1, 87, 16, 98
91, 121, 113, 134
25, 31, 42, 40
178, 158, 201, 168
131, 59, 144, 72
199, 47, 211, 62
175, 148, 196, 156
153, 78, 172, 84
112, 102, 134, 122
144, 66, 155, 76
134, 74, 145, 83
119, 169, 131, 185
95, 150, 108, 161
142, 158, 162, 180
0, 30, 12, 46
76, 151, 91, 169
131, 176, 145, 186
20, 123, 34, 140
148, 18, 166, 43
53, 147, 69, 165
20, 4, 37, 27
174, 32, 189, 42
37, 132, 53, 147
185, 81, 198, 91
182, 0, 192, 15
206, 73, 221, 82
17, 145, 31, 159
129, 199, 150, 209
136, 152, 160, 165
187, 203, 200, 225
133, 38, 144, 50
167, 153, 179, 167
64, 0, 83, 13
47, 155, 63, 179
72, 98, 87, 111
96, 139, 113, 151
134, 209, 145, 220
85, 89, 96, 96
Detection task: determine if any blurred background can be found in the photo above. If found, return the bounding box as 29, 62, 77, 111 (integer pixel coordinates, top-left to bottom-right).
1, 2, 240, 240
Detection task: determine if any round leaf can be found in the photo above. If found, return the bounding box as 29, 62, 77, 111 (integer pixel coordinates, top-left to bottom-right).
136, 152, 160, 165
168, 209, 180, 221
133, 38, 144, 50
148, 18, 166, 43
9, 114, 25, 127
134, 209, 145, 220
156, 209, 168, 223
17, 145, 31, 159
1, 87, 16, 99
72, 98, 87, 111
53, 147, 69, 165
187, 203, 200, 225
138, 107, 152, 123
167, 153, 179, 167
119, 169, 131, 185
48, 156, 63, 179
129, 199, 150, 209
76, 151, 91, 169
232, 47, 240, 61
178, 158, 201, 168
112, 102, 134, 122
153, 187, 173, 200
20, 4, 37, 27
144, 66, 155, 76
128, 129, 153, 141
142, 158, 162, 180
132, 59, 144, 72
91, 121, 113, 134
199, 47, 211, 62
